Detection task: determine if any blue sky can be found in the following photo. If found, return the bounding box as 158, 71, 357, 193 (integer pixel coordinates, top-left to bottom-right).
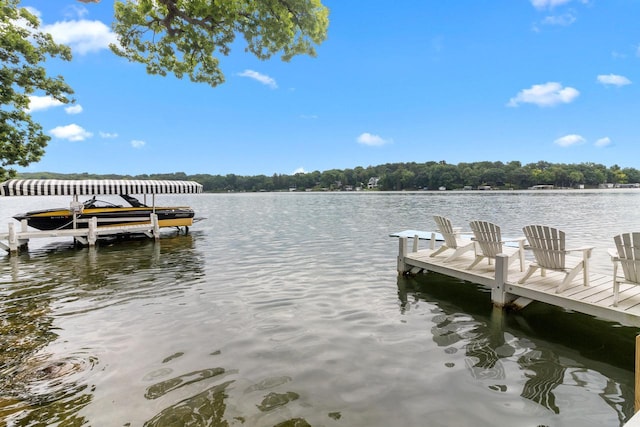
16, 0, 640, 176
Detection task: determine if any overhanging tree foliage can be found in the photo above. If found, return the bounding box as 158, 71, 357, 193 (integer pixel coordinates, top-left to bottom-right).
0, 0, 74, 181
1, 0, 328, 180
109, 0, 330, 87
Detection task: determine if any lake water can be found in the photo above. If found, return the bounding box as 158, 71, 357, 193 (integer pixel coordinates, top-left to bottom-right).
1, 190, 640, 426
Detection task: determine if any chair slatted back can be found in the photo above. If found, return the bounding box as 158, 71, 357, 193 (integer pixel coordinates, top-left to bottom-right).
433, 215, 459, 248
523, 225, 566, 270
614, 232, 640, 284
470, 220, 502, 258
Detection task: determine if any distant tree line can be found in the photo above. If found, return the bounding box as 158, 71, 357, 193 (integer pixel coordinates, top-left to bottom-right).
15, 160, 640, 192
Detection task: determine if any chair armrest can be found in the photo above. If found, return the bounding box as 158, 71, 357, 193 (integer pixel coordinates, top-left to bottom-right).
608, 248, 619, 260
501, 236, 526, 249
566, 246, 594, 258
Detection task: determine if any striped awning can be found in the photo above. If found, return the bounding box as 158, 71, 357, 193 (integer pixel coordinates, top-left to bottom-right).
0, 179, 203, 196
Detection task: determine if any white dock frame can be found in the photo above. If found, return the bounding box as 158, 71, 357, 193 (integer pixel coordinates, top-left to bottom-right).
393, 231, 640, 422
394, 232, 640, 327
0, 214, 161, 253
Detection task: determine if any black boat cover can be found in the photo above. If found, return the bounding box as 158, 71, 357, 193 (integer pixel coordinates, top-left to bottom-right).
0, 179, 203, 196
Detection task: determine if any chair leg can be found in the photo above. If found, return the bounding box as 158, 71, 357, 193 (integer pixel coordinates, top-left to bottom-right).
582, 259, 590, 287
430, 245, 449, 257
518, 265, 537, 284
518, 249, 524, 272
444, 246, 471, 262
467, 256, 484, 270
557, 264, 584, 293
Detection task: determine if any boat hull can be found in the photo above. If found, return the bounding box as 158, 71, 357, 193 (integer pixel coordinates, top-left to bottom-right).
13, 207, 195, 231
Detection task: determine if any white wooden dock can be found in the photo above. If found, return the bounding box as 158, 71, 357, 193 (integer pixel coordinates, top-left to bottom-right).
394, 231, 640, 424
0, 214, 162, 253
393, 232, 640, 328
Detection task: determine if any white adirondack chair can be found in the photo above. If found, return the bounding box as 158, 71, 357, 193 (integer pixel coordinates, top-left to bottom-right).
467, 220, 525, 272
518, 225, 593, 293
608, 232, 640, 307
430, 215, 475, 262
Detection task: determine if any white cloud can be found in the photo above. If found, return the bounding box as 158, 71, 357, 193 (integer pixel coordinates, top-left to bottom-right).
554, 134, 585, 147
293, 167, 306, 174
357, 132, 392, 146
65, 104, 83, 114
131, 139, 146, 148
299, 114, 318, 120
50, 124, 93, 141
99, 131, 118, 138
237, 70, 278, 89
541, 13, 576, 26
597, 74, 631, 87
27, 95, 63, 112
530, 0, 576, 9
63, 4, 89, 19
594, 137, 612, 147
42, 19, 117, 55
507, 82, 579, 107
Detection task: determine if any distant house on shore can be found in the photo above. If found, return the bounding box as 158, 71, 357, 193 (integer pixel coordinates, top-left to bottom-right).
529, 185, 554, 190
368, 177, 379, 189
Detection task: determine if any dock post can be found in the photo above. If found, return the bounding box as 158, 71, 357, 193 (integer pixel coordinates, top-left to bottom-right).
87, 217, 98, 246
491, 254, 510, 307
8, 222, 17, 253
397, 237, 408, 274
151, 214, 160, 240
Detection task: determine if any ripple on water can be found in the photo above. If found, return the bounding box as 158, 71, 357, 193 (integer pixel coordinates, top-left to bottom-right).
3, 349, 98, 423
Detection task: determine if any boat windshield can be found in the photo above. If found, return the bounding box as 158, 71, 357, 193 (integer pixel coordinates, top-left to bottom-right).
83, 197, 122, 209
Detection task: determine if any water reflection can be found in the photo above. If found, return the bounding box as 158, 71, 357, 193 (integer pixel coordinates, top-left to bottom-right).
141, 349, 310, 426
397, 272, 635, 424
144, 379, 234, 426
0, 234, 204, 425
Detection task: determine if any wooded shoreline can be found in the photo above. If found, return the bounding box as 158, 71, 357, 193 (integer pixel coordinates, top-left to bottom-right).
16, 160, 640, 193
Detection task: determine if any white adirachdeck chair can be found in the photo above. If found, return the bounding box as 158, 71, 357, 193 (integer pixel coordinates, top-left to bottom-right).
609, 232, 640, 307
519, 225, 593, 293
467, 220, 525, 272
430, 215, 475, 262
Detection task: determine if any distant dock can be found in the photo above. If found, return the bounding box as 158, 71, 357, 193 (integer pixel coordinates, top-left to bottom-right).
392, 230, 640, 328
0, 214, 162, 253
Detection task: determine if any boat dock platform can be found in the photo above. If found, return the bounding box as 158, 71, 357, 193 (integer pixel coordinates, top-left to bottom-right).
392, 230, 640, 328
393, 230, 640, 424
0, 214, 162, 253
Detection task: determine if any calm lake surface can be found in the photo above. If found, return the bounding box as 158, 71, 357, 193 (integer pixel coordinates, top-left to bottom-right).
1, 190, 640, 426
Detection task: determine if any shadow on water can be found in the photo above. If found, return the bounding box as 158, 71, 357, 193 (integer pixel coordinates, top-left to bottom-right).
140, 351, 311, 427
398, 272, 637, 425
0, 234, 206, 425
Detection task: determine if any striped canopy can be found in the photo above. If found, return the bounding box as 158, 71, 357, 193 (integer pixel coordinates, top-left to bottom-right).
0, 179, 203, 196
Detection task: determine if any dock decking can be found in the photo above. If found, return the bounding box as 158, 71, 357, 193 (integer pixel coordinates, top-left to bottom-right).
393, 232, 640, 328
